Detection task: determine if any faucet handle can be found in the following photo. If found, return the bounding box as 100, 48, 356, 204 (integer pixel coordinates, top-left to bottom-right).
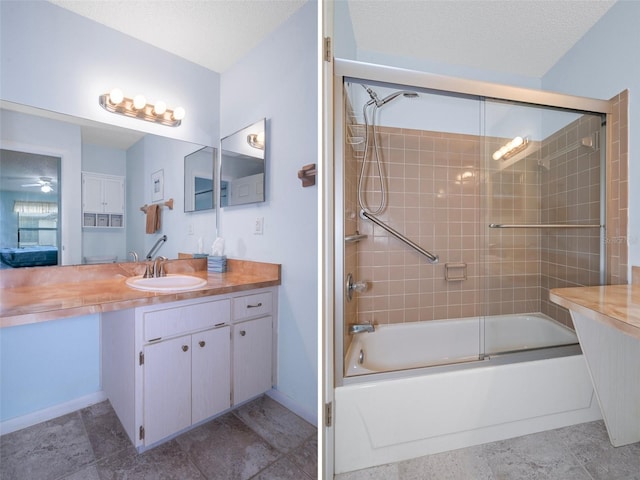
143, 262, 153, 278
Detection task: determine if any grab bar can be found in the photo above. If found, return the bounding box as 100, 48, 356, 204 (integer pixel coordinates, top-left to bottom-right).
360, 210, 438, 263
489, 224, 602, 229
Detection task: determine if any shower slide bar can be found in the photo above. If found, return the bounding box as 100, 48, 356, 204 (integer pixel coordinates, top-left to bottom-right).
489, 224, 603, 229
360, 210, 439, 263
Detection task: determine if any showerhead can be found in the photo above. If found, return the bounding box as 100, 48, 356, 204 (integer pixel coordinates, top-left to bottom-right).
361, 84, 419, 107
378, 90, 418, 106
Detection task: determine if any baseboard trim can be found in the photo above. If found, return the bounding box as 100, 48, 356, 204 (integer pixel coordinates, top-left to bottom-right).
266, 388, 317, 427
0, 391, 107, 435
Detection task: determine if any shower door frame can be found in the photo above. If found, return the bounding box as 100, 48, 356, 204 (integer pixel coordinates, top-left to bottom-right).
333, 58, 612, 387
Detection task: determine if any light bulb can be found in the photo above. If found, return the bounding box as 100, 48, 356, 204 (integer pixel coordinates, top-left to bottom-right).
172, 107, 185, 121
511, 136, 524, 148
133, 95, 147, 110
41, 185, 52, 193
109, 88, 124, 105
153, 101, 167, 116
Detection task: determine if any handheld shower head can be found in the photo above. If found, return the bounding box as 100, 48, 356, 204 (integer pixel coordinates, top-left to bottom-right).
378, 90, 419, 106
361, 84, 419, 107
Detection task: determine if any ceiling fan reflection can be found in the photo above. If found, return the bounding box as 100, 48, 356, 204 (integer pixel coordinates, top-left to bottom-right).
21, 176, 56, 193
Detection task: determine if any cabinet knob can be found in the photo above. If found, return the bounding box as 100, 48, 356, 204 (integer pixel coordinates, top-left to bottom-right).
239, 330, 246, 336
198, 340, 206, 348
182, 345, 189, 352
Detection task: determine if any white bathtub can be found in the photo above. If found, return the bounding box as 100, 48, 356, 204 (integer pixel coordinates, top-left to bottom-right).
335, 313, 601, 474
345, 313, 579, 376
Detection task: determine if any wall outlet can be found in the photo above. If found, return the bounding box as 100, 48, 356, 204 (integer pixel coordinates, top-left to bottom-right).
188, 223, 194, 235
254, 217, 264, 235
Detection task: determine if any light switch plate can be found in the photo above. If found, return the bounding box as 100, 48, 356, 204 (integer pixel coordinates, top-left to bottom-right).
254, 217, 264, 235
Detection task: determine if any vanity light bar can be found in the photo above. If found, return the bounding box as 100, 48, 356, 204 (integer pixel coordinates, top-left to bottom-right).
99, 88, 185, 127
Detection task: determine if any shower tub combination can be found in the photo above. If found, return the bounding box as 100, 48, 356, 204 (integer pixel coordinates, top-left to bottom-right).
335, 314, 601, 474
333, 60, 612, 474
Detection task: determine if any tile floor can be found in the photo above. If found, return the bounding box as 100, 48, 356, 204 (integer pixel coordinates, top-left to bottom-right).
334, 420, 640, 480
0, 395, 317, 480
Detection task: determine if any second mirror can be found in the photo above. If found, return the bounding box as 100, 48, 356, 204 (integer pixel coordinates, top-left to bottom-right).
220, 118, 266, 207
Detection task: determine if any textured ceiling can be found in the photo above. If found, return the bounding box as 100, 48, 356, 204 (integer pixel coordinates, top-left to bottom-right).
348, 0, 616, 78
48, 0, 307, 73
48, 1, 615, 78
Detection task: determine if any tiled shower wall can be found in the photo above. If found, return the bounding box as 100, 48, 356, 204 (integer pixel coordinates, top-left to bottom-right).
344, 100, 627, 332
350, 126, 484, 325
538, 115, 604, 325
607, 90, 629, 285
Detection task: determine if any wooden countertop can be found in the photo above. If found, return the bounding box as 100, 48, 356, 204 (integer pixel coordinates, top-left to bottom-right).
550, 285, 640, 340
0, 259, 280, 328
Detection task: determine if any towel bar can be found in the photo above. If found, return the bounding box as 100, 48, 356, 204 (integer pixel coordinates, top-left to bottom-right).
140, 198, 174, 213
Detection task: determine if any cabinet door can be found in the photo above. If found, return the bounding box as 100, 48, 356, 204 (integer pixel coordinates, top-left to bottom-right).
82, 174, 104, 212
192, 327, 231, 424
233, 316, 273, 405
102, 177, 124, 214
143, 336, 191, 445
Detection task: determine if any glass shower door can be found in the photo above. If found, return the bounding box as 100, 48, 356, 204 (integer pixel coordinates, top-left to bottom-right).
481, 99, 605, 356
341, 79, 488, 377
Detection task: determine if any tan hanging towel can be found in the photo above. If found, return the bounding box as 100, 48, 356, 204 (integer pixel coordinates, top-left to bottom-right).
145, 204, 160, 234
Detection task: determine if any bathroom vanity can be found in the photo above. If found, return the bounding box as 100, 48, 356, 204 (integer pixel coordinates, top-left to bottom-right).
0, 258, 280, 448
103, 287, 276, 448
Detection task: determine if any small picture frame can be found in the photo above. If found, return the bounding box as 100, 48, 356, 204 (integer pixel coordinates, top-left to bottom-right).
151, 169, 164, 202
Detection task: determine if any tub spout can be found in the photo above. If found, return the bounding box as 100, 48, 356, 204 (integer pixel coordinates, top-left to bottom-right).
349, 322, 375, 334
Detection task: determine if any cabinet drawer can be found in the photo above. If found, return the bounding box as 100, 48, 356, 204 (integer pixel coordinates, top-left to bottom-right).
232, 291, 272, 321
144, 299, 230, 341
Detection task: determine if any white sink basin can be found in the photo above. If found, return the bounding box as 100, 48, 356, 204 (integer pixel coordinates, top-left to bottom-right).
126, 274, 208, 292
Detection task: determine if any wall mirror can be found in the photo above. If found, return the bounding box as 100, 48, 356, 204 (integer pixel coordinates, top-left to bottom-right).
184, 146, 216, 212
220, 118, 266, 207
0, 101, 215, 267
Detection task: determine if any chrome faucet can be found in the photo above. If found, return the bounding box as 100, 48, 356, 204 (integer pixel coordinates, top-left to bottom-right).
128, 251, 138, 262
348, 322, 375, 334
154, 256, 168, 278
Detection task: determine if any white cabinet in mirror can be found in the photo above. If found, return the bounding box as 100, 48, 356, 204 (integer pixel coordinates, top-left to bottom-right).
82, 172, 125, 228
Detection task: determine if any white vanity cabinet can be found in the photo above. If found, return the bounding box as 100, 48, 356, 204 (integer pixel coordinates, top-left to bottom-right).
102, 287, 277, 450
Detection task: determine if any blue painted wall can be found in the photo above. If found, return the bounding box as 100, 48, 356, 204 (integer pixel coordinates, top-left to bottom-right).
220, 0, 318, 423
0, 315, 100, 421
